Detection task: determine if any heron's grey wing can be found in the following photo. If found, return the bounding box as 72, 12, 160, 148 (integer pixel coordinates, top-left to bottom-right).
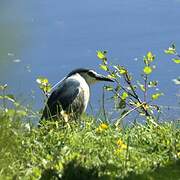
42, 79, 80, 119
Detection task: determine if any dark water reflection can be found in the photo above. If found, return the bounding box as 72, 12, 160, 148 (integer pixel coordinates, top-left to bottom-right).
0, 0, 180, 118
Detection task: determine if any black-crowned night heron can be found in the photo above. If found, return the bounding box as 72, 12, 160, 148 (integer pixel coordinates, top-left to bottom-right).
41, 68, 114, 121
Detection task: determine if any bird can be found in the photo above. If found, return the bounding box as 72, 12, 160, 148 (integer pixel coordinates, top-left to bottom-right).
40, 68, 114, 122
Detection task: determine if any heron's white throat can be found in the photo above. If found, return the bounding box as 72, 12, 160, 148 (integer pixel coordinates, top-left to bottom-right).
68, 73, 90, 112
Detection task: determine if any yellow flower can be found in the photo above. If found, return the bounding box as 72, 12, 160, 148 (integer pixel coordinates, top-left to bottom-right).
117, 139, 124, 146
116, 139, 127, 150
121, 144, 127, 150
100, 123, 108, 130
96, 123, 108, 133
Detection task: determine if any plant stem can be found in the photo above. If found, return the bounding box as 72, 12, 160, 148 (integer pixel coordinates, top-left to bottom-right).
144, 74, 148, 102
102, 85, 107, 122
124, 74, 150, 116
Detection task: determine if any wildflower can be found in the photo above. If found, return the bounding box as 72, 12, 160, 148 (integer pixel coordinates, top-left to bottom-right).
100, 123, 108, 130
116, 139, 127, 150
117, 139, 124, 146
96, 123, 108, 133
120, 143, 127, 150
114, 143, 127, 154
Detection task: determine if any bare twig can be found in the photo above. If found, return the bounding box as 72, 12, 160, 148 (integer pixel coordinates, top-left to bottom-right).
115, 102, 146, 127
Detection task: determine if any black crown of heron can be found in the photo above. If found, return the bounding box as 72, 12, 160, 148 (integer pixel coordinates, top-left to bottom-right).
41, 68, 114, 121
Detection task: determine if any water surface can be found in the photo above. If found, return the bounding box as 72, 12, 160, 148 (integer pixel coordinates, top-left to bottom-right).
0, 0, 180, 118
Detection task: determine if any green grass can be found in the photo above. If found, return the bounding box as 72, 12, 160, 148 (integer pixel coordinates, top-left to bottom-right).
0, 111, 180, 180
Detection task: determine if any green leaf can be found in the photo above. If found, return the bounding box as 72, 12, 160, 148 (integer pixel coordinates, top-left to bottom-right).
36, 77, 49, 85
140, 84, 145, 92
104, 85, 113, 91
115, 85, 121, 92
44, 85, 52, 93
42, 78, 49, 84
121, 92, 128, 100
148, 81, 158, 88
172, 59, 180, 64
36, 78, 42, 84
5, 94, 15, 102
0, 84, 8, 90
137, 81, 145, 91
119, 68, 127, 74
143, 66, 152, 75
107, 73, 116, 79
164, 48, 176, 55
147, 51, 155, 62
143, 52, 155, 66
36, 76, 52, 94
119, 100, 126, 109
143, 56, 148, 65
151, 93, 163, 100
32, 167, 41, 178
99, 64, 108, 71
114, 65, 127, 74
97, 51, 106, 59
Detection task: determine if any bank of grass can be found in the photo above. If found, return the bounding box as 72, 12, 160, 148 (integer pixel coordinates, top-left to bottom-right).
0, 110, 180, 180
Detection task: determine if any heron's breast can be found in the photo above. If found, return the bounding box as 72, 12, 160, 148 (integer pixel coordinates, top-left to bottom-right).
79, 79, 90, 112
69, 74, 90, 112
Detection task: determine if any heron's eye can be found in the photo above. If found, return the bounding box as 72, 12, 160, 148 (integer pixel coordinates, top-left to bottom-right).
88, 71, 95, 78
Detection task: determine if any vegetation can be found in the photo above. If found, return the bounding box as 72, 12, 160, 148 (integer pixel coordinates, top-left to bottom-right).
0, 44, 180, 179
0, 112, 180, 179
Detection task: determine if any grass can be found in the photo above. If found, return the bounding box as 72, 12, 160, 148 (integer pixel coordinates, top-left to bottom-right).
0, 110, 180, 180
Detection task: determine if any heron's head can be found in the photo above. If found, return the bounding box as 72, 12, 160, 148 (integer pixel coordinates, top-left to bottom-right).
67, 68, 114, 85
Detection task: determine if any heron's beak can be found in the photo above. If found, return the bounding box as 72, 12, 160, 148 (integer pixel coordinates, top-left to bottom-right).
96, 74, 114, 82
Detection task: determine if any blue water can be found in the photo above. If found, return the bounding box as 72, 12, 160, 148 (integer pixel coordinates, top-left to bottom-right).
0, 0, 180, 118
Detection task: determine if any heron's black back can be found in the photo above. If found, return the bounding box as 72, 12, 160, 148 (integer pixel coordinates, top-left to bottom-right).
41, 78, 81, 120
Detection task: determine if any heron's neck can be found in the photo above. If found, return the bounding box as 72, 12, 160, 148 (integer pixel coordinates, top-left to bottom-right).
68, 73, 90, 87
